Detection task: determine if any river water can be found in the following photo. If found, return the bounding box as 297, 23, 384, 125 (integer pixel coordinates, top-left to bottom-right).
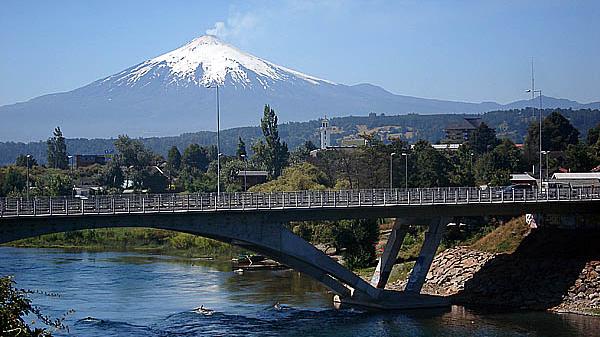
1, 247, 599, 336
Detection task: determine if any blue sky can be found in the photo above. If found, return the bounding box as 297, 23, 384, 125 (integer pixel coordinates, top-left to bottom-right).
1, 0, 599, 106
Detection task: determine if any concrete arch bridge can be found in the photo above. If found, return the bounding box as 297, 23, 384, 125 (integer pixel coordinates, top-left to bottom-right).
1, 186, 599, 309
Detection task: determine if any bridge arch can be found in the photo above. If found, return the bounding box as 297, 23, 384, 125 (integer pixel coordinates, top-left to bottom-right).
0, 212, 384, 302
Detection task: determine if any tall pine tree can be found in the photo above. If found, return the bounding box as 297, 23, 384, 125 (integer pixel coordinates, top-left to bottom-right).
236, 137, 247, 160
252, 105, 289, 178
46, 127, 69, 169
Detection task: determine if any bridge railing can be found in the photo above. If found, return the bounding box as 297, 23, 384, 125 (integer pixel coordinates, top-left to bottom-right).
1, 186, 599, 218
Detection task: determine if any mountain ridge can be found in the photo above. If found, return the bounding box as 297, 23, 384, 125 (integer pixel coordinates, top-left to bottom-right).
1, 35, 599, 142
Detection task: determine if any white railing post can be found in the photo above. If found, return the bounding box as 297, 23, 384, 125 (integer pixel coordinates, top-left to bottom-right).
65, 197, 68, 215
49, 198, 53, 216
81, 199, 85, 215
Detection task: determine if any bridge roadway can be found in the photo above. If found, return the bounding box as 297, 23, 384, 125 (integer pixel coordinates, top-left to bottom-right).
1, 186, 600, 309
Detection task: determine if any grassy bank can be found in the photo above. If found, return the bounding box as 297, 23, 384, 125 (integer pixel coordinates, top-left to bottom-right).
9, 228, 239, 258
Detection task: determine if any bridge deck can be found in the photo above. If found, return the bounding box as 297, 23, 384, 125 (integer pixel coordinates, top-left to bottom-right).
2, 186, 599, 219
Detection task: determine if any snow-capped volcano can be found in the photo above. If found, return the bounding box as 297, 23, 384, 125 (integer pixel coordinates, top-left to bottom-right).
1, 35, 598, 142
107, 35, 333, 89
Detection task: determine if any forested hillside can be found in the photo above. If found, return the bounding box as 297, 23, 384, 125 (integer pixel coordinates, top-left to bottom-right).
1, 108, 599, 165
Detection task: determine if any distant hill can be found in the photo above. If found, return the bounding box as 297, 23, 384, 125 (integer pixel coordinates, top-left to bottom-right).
1, 35, 598, 142
1, 108, 599, 166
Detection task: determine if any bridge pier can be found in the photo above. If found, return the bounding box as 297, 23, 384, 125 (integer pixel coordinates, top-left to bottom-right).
370, 218, 409, 288
333, 216, 451, 310
405, 216, 449, 294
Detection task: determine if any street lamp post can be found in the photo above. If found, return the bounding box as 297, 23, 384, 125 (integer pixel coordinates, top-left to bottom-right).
541, 150, 550, 181
240, 154, 248, 192
526, 89, 543, 181
401, 153, 408, 189
68, 155, 74, 197
26, 154, 31, 200
207, 84, 221, 194
389, 153, 396, 190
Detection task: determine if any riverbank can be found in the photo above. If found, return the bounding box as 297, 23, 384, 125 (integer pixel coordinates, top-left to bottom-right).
7, 228, 239, 258
387, 217, 600, 316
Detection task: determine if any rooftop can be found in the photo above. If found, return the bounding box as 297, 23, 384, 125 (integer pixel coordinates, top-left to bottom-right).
551, 172, 600, 180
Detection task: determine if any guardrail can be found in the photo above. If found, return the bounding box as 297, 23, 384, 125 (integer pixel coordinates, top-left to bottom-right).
1, 186, 599, 218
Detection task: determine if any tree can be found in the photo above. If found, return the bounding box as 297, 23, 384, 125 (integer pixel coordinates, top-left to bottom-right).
249, 163, 330, 192
15, 155, 37, 168
524, 111, 579, 161
289, 140, 317, 165
474, 139, 524, 186
236, 137, 247, 160
333, 219, 379, 270
468, 122, 499, 154
1, 167, 26, 196
587, 123, 600, 146
448, 144, 476, 186
252, 105, 289, 179
166, 146, 182, 173
564, 143, 595, 172
113, 135, 155, 189
1, 276, 71, 336
102, 160, 124, 189
43, 172, 72, 196
181, 144, 209, 173
410, 140, 450, 187
114, 135, 153, 169
46, 127, 69, 169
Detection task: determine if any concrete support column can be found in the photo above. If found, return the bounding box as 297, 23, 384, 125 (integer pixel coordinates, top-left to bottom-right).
404, 216, 449, 294
370, 218, 409, 288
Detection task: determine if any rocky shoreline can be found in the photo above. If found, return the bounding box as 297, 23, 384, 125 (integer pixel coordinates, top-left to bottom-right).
387, 238, 600, 316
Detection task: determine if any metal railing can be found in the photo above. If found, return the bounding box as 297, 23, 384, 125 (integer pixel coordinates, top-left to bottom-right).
1, 186, 599, 218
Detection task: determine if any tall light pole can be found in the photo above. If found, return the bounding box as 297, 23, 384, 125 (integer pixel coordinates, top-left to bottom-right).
207, 84, 221, 194
401, 153, 408, 189
541, 150, 550, 181
389, 153, 396, 189
26, 154, 31, 200
68, 155, 74, 197
526, 89, 543, 181
240, 154, 248, 192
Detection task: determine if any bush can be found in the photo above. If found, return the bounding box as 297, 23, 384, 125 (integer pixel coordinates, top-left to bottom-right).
1, 276, 70, 336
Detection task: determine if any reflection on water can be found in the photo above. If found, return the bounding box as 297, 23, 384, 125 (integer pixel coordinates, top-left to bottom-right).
0, 247, 598, 337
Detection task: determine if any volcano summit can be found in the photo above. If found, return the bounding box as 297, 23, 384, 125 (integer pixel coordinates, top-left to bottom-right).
1, 35, 597, 141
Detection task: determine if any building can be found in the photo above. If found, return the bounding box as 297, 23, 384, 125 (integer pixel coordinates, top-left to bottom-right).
550, 172, 600, 187
236, 170, 269, 189
510, 173, 537, 186
340, 137, 367, 147
320, 117, 331, 149
75, 154, 109, 168
443, 117, 482, 144
409, 143, 461, 151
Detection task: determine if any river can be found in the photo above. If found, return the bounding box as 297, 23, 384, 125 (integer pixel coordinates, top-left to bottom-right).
1, 247, 598, 336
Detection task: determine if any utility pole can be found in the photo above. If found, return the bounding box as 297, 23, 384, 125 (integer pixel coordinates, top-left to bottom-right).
241, 154, 248, 192
26, 154, 31, 200
207, 84, 221, 194
402, 153, 408, 189
389, 152, 396, 189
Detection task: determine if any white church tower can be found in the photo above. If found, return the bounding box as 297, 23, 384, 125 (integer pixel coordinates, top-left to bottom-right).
320, 117, 330, 149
